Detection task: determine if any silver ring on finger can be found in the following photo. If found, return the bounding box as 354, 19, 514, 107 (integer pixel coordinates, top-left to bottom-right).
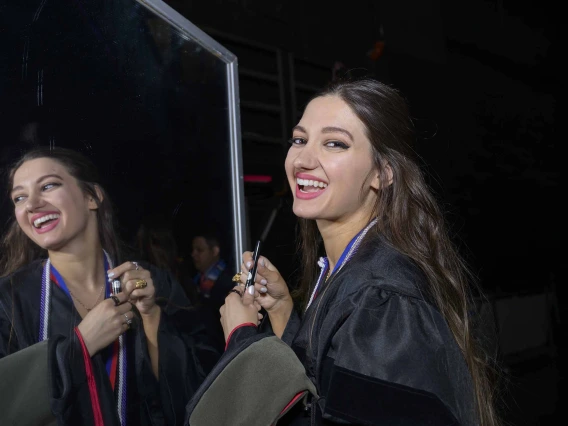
132, 261, 139, 271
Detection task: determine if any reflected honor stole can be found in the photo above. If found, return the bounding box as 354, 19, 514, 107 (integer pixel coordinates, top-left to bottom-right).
39, 251, 127, 425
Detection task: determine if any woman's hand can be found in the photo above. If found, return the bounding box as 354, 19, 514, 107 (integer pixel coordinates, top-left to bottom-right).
77, 292, 133, 356
239, 252, 293, 315
108, 261, 158, 317
220, 286, 260, 341
109, 261, 161, 378
238, 252, 294, 338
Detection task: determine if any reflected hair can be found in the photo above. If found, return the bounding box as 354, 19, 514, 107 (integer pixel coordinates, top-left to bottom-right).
137, 221, 179, 276
0, 147, 123, 276
293, 77, 501, 426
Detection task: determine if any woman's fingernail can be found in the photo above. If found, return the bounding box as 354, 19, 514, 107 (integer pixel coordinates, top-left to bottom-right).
260, 279, 267, 285
107, 271, 115, 278
247, 285, 255, 295
260, 287, 268, 293
246, 261, 252, 269
259, 259, 265, 267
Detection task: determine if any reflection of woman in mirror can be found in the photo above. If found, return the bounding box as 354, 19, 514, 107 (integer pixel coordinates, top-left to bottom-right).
216, 78, 500, 425
0, 147, 218, 425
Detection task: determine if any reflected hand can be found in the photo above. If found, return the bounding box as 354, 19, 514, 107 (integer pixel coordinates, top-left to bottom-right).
77, 292, 133, 356
108, 261, 158, 316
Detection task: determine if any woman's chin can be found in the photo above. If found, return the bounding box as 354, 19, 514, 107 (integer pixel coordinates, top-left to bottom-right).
33, 236, 65, 252
292, 205, 321, 220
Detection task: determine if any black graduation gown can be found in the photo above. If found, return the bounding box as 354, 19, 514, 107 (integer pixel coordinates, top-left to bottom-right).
0, 259, 220, 426
222, 233, 478, 425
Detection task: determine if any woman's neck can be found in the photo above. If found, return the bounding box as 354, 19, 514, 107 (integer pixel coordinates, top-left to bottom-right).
317, 211, 374, 272
48, 242, 104, 291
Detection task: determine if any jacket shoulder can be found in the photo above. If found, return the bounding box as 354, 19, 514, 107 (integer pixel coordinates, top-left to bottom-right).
337, 233, 429, 301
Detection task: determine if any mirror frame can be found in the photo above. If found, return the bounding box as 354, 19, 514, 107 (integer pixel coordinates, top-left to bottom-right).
137, 0, 246, 270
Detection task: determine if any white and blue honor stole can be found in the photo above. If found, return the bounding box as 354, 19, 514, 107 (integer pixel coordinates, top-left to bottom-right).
306, 218, 378, 311
39, 250, 128, 425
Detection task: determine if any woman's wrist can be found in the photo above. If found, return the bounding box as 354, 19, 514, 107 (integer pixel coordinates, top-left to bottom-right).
141, 306, 161, 342
267, 297, 293, 338
267, 296, 293, 317
76, 323, 98, 356
140, 305, 161, 322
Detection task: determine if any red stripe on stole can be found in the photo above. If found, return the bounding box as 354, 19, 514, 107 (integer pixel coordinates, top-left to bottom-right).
109, 340, 119, 390
74, 327, 105, 426
50, 272, 60, 287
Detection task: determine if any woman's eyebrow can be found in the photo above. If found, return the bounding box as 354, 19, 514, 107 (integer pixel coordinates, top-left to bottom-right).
321, 126, 353, 141
292, 125, 354, 141
11, 174, 63, 194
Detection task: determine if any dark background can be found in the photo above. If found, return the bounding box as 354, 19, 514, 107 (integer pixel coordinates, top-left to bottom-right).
0, 0, 562, 424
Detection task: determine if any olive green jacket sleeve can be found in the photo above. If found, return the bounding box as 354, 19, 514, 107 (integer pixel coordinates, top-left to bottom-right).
0, 340, 56, 426
186, 330, 318, 426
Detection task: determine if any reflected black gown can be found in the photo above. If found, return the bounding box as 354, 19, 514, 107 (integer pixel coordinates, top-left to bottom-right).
218, 232, 478, 425
0, 259, 220, 426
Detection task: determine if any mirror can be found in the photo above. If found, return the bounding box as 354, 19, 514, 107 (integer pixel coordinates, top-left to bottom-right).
0, 0, 245, 273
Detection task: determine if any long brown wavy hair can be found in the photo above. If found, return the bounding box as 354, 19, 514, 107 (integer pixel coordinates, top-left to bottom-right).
0, 147, 124, 276
293, 78, 501, 426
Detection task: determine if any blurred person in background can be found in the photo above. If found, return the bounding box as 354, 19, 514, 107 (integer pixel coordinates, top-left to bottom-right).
190, 232, 236, 351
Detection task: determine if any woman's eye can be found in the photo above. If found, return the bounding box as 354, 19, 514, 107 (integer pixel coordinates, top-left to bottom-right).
12, 195, 25, 204
42, 182, 61, 191
325, 140, 349, 149
288, 137, 306, 146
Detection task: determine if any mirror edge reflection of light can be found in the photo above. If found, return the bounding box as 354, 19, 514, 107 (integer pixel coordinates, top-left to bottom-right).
136, 0, 237, 63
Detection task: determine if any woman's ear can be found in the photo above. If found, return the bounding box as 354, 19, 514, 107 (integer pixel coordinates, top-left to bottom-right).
88, 185, 104, 210
384, 163, 393, 187
370, 164, 393, 190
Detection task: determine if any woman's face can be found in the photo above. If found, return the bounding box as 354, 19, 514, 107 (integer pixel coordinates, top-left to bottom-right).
11, 157, 99, 252
285, 95, 380, 223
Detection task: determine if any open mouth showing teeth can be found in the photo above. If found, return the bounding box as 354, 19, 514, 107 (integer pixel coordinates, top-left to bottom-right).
297, 178, 328, 192
33, 214, 60, 228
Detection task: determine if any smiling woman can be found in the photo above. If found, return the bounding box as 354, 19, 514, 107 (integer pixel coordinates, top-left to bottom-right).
11, 158, 100, 252
0, 147, 219, 426
285, 96, 380, 224
201, 77, 503, 426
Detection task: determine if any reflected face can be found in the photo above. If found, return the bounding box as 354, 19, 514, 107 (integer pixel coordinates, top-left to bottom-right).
191, 237, 219, 273
284, 95, 379, 222
11, 158, 98, 252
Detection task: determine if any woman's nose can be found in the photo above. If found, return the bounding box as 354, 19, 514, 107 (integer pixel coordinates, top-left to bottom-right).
293, 144, 318, 170
25, 191, 44, 212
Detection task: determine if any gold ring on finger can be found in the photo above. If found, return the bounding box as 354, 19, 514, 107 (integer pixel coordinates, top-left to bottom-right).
134, 278, 147, 289
232, 272, 242, 283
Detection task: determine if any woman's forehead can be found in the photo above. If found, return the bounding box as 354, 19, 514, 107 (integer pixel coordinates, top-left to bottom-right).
299, 96, 364, 133
12, 158, 68, 184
